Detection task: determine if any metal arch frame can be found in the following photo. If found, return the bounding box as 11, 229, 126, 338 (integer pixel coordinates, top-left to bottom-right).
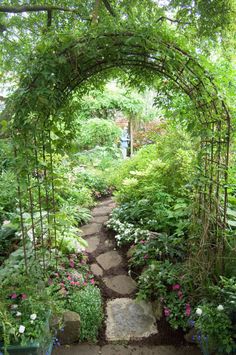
10, 29, 231, 274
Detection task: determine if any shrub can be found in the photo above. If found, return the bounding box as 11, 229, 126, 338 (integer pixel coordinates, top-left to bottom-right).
76, 118, 121, 150
68, 285, 103, 342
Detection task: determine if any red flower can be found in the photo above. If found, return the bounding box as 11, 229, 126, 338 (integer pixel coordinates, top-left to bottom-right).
185, 303, 191, 317
90, 279, 95, 285
69, 260, 75, 268
164, 307, 171, 317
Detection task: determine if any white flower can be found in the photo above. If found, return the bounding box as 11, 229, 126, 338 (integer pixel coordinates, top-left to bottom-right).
196, 307, 203, 316
30, 314, 37, 321
30, 320, 34, 324
217, 304, 224, 311
19, 325, 25, 334
16, 312, 22, 317
3, 220, 10, 225
11, 304, 18, 309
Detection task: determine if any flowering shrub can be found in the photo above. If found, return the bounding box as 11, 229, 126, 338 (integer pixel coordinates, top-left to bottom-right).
137, 260, 193, 329
129, 233, 186, 268
106, 216, 150, 247
193, 304, 236, 354
0, 275, 54, 351
47, 254, 95, 298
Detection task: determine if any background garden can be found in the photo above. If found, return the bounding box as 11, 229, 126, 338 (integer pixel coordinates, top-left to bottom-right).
0, 1, 235, 354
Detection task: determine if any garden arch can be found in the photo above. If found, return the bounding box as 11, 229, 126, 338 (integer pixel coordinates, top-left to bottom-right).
7, 27, 231, 273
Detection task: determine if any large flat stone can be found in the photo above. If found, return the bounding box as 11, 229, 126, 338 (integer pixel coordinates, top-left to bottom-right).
91, 263, 103, 277
103, 275, 136, 295
106, 298, 158, 341
92, 206, 113, 217
81, 223, 102, 236
96, 251, 122, 270
92, 215, 109, 224
85, 236, 100, 253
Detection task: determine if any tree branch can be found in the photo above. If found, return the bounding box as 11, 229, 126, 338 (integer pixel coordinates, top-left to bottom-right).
157, 16, 190, 25
102, 0, 116, 17
0, 5, 87, 19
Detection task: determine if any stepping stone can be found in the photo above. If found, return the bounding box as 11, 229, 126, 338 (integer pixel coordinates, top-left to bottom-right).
91, 263, 103, 277
85, 236, 100, 253
96, 251, 122, 270
92, 215, 109, 224
81, 223, 102, 236
108, 202, 116, 209
92, 206, 113, 217
103, 275, 136, 295
105, 298, 158, 341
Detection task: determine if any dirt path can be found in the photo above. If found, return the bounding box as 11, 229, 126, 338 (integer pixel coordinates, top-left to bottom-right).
53, 198, 201, 355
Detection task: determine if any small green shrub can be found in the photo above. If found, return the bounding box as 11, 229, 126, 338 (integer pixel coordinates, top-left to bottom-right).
76, 118, 121, 150
68, 285, 103, 342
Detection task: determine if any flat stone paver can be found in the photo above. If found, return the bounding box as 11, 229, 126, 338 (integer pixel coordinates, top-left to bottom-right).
91, 263, 103, 277
85, 236, 100, 253
81, 223, 102, 236
53, 344, 201, 355
103, 275, 136, 295
92, 215, 109, 224
92, 206, 113, 217
96, 251, 122, 270
106, 298, 158, 341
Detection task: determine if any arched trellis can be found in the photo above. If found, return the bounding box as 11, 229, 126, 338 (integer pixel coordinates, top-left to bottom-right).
5, 28, 231, 276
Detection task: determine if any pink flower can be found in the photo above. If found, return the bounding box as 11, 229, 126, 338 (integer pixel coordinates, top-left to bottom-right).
140, 240, 145, 244
185, 303, 191, 317
83, 282, 87, 286
55, 273, 59, 277
69, 260, 75, 268
144, 254, 148, 259
60, 282, 65, 287
11, 293, 17, 299
164, 307, 171, 317
67, 276, 72, 281
172, 284, 181, 291
178, 291, 183, 300
21, 294, 27, 300
70, 281, 75, 286
90, 279, 95, 285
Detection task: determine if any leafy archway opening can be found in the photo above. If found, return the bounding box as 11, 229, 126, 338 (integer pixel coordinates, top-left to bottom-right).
4, 26, 231, 279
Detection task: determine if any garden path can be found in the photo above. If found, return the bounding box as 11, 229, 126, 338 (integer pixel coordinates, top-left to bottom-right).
53, 198, 201, 355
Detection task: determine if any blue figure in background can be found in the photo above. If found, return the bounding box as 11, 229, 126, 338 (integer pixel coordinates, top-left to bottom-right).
120, 127, 130, 159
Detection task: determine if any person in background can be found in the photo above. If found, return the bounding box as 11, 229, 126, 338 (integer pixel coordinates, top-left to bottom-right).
120, 127, 130, 159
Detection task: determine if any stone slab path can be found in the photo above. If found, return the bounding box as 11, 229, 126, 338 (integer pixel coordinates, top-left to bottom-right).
53, 198, 201, 355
